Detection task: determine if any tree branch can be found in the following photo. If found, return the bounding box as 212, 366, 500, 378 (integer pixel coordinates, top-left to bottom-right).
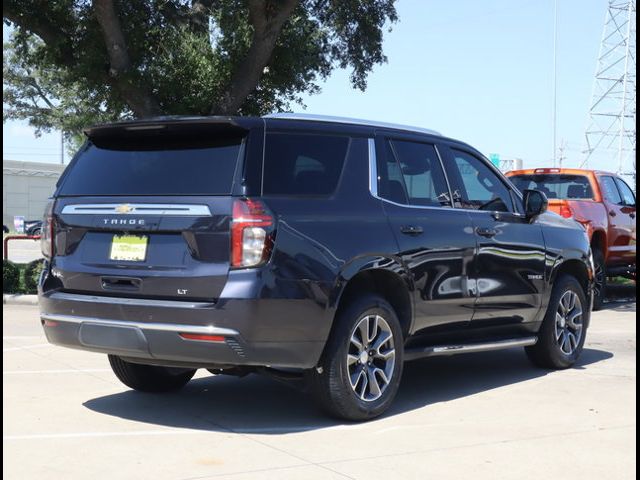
92, 0, 161, 117
211, 0, 299, 114
3, 4, 75, 67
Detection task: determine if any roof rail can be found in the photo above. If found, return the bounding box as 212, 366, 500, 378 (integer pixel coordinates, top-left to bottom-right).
263, 113, 442, 136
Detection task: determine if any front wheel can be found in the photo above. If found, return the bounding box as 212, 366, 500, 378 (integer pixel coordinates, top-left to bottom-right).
526, 274, 589, 369
309, 294, 404, 421
108, 355, 196, 392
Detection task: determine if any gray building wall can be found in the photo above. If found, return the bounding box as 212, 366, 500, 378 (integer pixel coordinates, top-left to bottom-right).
3, 160, 66, 228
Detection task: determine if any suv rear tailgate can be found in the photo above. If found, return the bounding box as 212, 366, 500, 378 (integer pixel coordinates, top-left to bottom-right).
52, 196, 233, 301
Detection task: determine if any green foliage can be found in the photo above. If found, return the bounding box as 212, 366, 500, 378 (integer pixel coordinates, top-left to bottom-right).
24, 259, 45, 293
3, 0, 398, 148
3, 260, 20, 294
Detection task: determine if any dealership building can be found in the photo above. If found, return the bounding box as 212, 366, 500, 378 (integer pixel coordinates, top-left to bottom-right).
3, 160, 66, 229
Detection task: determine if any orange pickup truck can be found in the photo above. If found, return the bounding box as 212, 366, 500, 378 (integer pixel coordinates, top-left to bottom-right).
507, 168, 636, 308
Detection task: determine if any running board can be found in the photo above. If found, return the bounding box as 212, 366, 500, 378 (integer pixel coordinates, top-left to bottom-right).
404, 337, 538, 361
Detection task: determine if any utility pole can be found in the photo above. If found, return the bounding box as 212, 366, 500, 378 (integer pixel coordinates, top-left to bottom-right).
581, 0, 636, 172
552, 0, 559, 167
60, 130, 64, 165
558, 139, 567, 168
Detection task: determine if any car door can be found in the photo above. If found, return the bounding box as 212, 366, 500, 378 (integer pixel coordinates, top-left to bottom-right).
613, 176, 637, 265
440, 145, 547, 328
599, 175, 633, 266
373, 135, 476, 335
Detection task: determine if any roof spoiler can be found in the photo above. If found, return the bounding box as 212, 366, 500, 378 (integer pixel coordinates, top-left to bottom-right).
83, 116, 250, 139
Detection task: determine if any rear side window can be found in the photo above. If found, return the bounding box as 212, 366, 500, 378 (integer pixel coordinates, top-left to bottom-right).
262, 133, 349, 196
58, 136, 243, 196
509, 174, 593, 200
377, 139, 451, 207
600, 176, 622, 204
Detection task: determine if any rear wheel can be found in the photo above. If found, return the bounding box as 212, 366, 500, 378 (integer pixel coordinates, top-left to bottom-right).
309, 294, 404, 421
592, 249, 606, 311
108, 355, 196, 392
526, 275, 588, 369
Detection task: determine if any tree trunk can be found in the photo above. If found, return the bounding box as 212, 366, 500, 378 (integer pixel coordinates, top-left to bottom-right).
93, 0, 162, 118
211, 0, 298, 115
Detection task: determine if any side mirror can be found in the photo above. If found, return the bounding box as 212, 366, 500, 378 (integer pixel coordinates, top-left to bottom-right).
523, 189, 548, 219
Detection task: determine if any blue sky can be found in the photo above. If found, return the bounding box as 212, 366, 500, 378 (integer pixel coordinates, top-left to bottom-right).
2, 0, 623, 172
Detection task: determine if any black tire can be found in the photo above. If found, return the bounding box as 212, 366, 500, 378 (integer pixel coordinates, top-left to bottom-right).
309, 294, 404, 421
108, 355, 196, 392
526, 274, 589, 369
592, 249, 606, 311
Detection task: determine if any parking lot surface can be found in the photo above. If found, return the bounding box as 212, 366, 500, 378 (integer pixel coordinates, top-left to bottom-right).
3, 302, 636, 480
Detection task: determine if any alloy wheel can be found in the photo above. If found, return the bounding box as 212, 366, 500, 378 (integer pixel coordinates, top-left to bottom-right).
347, 315, 396, 402
554, 290, 584, 355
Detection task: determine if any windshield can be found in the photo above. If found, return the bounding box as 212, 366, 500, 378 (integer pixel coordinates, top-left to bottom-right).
58, 135, 244, 196
509, 174, 594, 200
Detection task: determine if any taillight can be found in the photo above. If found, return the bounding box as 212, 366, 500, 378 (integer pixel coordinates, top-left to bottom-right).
231, 198, 274, 268
559, 204, 573, 218
41, 200, 55, 258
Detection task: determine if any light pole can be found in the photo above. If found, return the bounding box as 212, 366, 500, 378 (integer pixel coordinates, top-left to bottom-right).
552, 0, 558, 167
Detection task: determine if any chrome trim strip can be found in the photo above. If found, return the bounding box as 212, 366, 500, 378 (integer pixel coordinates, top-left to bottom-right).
264, 113, 442, 136
49, 292, 215, 309
415, 337, 538, 359
41, 313, 239, 336
368, 138, 379, 197
61, 204, 212, 216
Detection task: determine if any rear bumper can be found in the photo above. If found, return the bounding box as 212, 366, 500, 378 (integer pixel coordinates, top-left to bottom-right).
39, 290, 328, 369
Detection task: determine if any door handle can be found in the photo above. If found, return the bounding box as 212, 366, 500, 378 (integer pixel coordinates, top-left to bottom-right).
400, 225, 424, 235
609, 210, 617, 217
101, 276, 141, 292
476, 227, 498, 238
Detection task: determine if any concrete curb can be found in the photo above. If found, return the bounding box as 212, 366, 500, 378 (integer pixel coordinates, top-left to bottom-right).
3, 294, 39, 306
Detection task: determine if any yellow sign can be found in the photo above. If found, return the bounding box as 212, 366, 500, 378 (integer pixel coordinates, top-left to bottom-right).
109, 235, 148, 262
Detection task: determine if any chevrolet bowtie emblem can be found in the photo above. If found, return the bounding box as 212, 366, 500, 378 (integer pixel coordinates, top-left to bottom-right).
115, 204, 134, 214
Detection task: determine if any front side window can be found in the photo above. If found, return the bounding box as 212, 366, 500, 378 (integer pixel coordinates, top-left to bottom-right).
614, 178, 636, 206
377, 139, 450, 207
262, 133, 350, 196
600, 176, 622, 204
447, 150, 512, 212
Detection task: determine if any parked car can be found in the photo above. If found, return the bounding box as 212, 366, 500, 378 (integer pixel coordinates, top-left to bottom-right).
24, 220, 43, 236
2, 225, 8, 234
507, 168, 636, 309
38, 114, 593, 420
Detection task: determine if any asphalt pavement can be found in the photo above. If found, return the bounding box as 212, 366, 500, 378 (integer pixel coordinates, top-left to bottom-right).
3, 301, 636, 479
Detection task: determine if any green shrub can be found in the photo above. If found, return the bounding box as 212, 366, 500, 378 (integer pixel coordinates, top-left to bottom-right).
24, 259, 45, 293
3, 260, 20, 293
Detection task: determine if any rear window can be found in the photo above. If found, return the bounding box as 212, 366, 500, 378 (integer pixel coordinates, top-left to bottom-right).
509, 174, 594, 200
58, 136, 243, 196
262, 133, 350, 196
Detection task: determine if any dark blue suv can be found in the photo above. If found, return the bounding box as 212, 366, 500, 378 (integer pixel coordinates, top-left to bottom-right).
38, 114, 593, 420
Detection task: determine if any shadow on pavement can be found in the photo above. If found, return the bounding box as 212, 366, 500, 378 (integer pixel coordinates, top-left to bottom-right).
84, 347, 612, 433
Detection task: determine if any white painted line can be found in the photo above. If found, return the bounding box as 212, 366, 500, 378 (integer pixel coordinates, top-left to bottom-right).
3, 369, 111, 375
3, 336, 45, 340
3, 344, 52, 353
4, 429, 213, 441
240, 424, 367, 434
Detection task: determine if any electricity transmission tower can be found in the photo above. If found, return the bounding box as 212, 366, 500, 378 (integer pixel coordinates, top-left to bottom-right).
581, 0, 636, 174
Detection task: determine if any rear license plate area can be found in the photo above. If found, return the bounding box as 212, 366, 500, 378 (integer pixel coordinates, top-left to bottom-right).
109, 234, 148, 262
